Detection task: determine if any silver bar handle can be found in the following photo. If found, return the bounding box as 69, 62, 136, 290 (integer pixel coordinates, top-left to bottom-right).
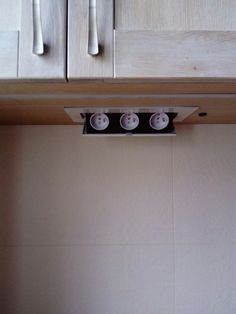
32, 0, 44, 55
88, 0, 99, 56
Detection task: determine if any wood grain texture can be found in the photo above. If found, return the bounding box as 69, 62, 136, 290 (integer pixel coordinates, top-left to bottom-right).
0, 0, 21, 31
0, 32, 18, 79
115, 31, 236, 79
1, 94, 236, 125
68, 0, 113, 79
116, 0, 236, 31
0, 81, 236, 95
18, 0, 66, 80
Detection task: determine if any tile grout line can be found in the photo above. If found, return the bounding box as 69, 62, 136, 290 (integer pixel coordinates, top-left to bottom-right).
171, 136, 176, 314
0, 243, 175, 248
0, 241, 228, 248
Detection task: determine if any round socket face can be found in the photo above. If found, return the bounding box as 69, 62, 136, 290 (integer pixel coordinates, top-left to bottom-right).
149, 112, 169, 130
120, 113, 139, 131
90, 113, 109, 131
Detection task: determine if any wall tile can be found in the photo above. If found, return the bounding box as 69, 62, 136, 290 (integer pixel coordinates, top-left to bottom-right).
175, 243, 236, 314
0, 126, 173, 245
1, 125, 236, 314
0, 245, 174, 314
173, 125, 236, 244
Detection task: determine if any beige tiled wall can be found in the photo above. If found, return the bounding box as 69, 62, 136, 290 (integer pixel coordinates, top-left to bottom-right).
0, 125, 235, 314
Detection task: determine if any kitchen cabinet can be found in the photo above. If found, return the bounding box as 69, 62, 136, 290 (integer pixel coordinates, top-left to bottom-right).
68, 0, 113, 79
1, 0, 236, 81
1, 1, 236, 125
0, 1, 20, 79
114, 0, 236, 79
0, 0, 66, 80
0, 32, 18, 79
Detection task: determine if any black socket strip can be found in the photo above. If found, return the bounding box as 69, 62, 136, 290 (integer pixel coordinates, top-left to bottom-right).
83, 112, 177, 135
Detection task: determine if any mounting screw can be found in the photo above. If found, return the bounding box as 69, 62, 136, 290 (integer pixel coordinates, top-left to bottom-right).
198, 112, 207, 117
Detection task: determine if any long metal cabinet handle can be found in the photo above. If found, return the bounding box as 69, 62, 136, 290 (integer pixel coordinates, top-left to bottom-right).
88, 0, 99, 56
32, 0, 44, 55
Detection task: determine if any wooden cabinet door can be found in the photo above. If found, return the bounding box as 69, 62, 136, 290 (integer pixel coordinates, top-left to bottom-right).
0, 0, 20, 79
0, 32, 19, 79
68, 0, 113, 79
114, 0, 236, 79
0, 0, 66, 80
19, 0, 66, 80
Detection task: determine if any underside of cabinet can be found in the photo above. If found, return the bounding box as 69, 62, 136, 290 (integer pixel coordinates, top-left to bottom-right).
0, 81, 236, 125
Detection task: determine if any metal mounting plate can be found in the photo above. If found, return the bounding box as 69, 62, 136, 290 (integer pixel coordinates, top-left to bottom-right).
64, 106, 198, 123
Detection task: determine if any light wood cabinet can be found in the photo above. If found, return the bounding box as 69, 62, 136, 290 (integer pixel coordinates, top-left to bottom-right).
68, 0, 113, 79
0, 32, 18, 79
0, 0, 66, 80
114, 0, 236, 79
19, 0, 67, 80
0, 1, 236, 81
0, 0, 20, 79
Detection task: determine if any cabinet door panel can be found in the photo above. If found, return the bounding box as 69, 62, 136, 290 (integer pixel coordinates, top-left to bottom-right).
68, 0, 113, 79
0, 0, 21, 31
0, 32, 18, 79
115, 0, 236, 31
115, 31, 236, 79
115, 0, 236, 79
19, 0, 66, 80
